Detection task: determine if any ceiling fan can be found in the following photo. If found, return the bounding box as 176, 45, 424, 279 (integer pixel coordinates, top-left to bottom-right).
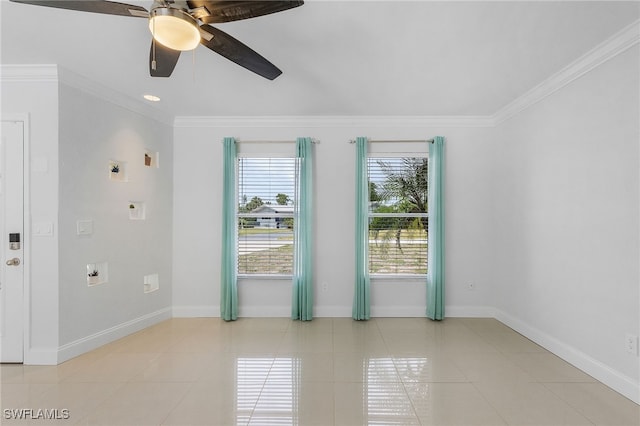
9, 0, 304, 80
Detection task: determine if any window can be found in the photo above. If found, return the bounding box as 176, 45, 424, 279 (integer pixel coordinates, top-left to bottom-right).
237, 157, 296, 275
367, 155, 428, 275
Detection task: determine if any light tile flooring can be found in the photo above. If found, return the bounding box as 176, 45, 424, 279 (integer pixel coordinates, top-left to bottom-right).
1, 318, 639, 425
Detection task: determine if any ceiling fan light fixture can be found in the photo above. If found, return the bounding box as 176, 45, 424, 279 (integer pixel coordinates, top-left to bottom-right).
149, 8, 200, 51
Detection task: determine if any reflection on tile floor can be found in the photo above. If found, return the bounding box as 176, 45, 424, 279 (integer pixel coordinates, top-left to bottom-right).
1, 318, 638, 425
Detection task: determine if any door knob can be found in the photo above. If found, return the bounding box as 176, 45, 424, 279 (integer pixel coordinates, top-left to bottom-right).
5, 258, 20, 266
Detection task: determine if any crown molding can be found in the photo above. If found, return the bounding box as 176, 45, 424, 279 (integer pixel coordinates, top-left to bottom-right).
1, 64, 173, 126
175, 20, 639, 130
173, 115, 494, 128
57, 67, 173, 126
493, 19, 640, 125
5, 18, 638, 130
1, 64, 58, 82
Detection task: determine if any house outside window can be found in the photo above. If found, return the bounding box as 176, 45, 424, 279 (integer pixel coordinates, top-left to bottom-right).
237, 156, 296, 276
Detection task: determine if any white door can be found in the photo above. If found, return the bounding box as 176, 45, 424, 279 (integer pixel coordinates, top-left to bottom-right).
0, 121, 25, 363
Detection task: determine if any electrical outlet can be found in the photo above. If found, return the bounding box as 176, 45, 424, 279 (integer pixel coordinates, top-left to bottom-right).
321, 282, 328, 292
467, 282, 476, 291
625, 334, 638, 356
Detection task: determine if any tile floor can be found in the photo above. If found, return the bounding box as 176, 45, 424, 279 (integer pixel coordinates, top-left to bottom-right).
1, 317, 638, 425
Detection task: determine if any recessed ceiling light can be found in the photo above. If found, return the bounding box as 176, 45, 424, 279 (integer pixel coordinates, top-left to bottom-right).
143, 94, 161, 102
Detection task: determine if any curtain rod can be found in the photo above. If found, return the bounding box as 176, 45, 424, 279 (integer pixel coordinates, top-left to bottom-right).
349, 139, 433, 144
230, 139, 320, 144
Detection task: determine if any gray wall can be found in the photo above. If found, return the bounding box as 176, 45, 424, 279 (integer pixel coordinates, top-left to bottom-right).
491, 45, 639, 395
58, 84, 174, 347
172, 122, 496, 317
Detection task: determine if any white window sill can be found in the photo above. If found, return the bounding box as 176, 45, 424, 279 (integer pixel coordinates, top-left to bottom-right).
238, 274, 292, 281
370, 274, 427, 281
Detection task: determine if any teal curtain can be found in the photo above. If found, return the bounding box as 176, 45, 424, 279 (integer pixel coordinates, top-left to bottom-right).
427, 136, 445, 320
292, 137, 314, 321
220, 137, 238, 321
353, 137, 370, 320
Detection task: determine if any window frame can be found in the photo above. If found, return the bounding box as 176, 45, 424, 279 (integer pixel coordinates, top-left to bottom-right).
366, 150, 429, 278
236, 151, 298, 279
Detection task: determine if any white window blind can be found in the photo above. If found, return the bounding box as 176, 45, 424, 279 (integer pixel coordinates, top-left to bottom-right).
237, 157, 297, 275
368, 156, 428, 275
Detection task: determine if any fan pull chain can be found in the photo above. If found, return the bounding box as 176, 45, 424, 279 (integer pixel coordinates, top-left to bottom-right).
151, 14, 157, 71
192, 49, 196, 81
152, 43, 157, 71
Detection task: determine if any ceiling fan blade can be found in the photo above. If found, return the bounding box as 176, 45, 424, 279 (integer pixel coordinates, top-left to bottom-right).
9, 0, 148, 17
188, 1, 303, 24
149, 41, 181, 78
199, 24, 282, 80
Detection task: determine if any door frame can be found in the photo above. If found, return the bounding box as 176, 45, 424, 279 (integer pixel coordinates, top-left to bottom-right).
2, 113, 31, 363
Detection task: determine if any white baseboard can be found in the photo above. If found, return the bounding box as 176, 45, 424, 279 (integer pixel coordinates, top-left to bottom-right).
172, 305, 219, 317
314, 306, 352, 317
239, 305, 290, 317
24, 348, 58, 365
55, 307, 172, 364
171, 305, 354, 318
371, 306, 426, 317
170, 304, 494, 319
446, 305, 496, 318
495, 309, 640, 405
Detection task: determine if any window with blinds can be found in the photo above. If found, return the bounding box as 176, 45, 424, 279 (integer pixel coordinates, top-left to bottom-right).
237, 157, 297, 275
368, 156, 428, 275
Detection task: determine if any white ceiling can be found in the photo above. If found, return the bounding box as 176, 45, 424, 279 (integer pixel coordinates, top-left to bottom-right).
1, 1, 638, 118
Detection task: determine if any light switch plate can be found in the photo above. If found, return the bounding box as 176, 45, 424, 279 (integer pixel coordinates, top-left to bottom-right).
76, 220, 93, 236
33, 222, 54, 237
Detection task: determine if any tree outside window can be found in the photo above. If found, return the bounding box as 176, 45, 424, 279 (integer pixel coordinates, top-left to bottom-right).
368, 157, 428, 275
